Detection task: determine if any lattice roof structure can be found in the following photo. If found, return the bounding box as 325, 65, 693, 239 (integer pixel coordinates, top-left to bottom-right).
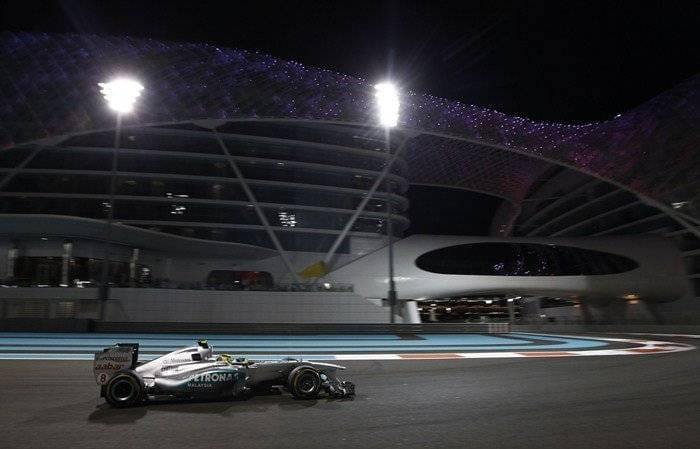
1, 31, 698, 226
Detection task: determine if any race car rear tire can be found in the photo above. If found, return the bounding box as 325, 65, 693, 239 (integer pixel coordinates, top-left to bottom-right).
288, 366, 322, 399
105, 370, 145, 408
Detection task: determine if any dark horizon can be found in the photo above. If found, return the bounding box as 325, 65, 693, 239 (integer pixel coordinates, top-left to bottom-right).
2, 0, 698, 123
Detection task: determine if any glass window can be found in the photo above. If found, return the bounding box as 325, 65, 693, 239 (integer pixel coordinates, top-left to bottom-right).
117, 153, 234, 177
415, 243, 639, 276
238, 162, 404, 193
3, 174, 109, 194
0, 197, 107, 219
217, 121, 403, 154
276, 232, 348, 253
28, 149, 111, 170
114, 177, 248, 201
62, 132, 222, 154
206, 270, 273, 289
115, 201, 261, 224
11, 256, 149, 287
222, 140, 403, 174
0, 147, 35, 168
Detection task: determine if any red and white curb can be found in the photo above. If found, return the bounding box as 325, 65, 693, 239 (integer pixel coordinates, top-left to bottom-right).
332, 336, 695, 361
614, 333, 700, 339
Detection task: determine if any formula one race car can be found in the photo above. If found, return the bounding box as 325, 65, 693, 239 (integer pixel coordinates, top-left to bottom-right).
94, 340, 355, 408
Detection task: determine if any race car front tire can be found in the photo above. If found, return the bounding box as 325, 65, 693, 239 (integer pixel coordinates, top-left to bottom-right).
105, 370, 145, 408
288, 366, 322, 399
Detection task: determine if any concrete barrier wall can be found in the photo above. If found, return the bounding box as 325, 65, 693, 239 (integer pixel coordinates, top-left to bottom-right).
94, 322, 509, 334
0, 288, 101, 320
0, 288, 390, 323
0, 287, 99, 300
103, 289, 388, 323
519, 294, 700, 325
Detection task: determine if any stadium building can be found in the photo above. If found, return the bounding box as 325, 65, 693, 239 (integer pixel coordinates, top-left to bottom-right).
0, 32, 698, 324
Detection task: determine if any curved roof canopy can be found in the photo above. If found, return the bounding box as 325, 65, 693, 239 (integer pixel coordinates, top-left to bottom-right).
1, 32, 698, 223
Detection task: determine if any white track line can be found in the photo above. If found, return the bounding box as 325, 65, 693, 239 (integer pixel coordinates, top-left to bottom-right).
334, 336, 695, 360
335, 340, 694, 360
617, 333, 700, 339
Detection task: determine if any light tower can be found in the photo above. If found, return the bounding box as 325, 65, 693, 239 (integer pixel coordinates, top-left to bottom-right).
98, 78, 144, 300
375, 81, 399, 323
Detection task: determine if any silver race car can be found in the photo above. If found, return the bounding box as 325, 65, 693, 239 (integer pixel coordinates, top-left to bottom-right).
94, 340, 355, 407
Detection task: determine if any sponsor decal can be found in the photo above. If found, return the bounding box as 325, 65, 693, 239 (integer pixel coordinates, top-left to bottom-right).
95, 362, 125, 371
94, 349, 133, 385
192, 372, 235, 382
186, 371, 237, 388
96, 354, 132, 363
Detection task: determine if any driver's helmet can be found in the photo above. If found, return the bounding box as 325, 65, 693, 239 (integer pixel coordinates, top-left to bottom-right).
217, 353, 233, 364
197, 339, 214, 360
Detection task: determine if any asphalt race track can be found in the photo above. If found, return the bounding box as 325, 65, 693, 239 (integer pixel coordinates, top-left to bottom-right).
0, 334, 698, 449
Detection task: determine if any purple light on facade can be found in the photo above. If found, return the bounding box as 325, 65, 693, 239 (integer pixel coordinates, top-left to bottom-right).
0, 31, 698, 221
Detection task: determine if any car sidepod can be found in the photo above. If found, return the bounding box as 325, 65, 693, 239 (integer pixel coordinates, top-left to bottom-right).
153, 366, 247, 399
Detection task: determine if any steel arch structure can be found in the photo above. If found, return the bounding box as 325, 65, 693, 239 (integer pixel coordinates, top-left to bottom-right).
1, 31, 699, 225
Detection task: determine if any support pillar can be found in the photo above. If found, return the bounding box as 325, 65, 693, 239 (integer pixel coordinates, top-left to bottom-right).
164, 257, 172, 288
579, 302, 594, 324
6, 244, 17, 283
643, 301, 665, 324
507, 299, 516, 324
61, 241, 72, 287
638, 195, 700, 237
99, 112, 123, 301
428, 307, 438, 322
129, 248, 139, 286
521, 297, 542, 324
322, 136, 411, 268
403, 300, 421, 323
0, 146, 42, 191
213, 130, 301, 283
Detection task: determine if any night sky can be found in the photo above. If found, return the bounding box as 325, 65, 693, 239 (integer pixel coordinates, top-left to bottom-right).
1, 0, 698, 235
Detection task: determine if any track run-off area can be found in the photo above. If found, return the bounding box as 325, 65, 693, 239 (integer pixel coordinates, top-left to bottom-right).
1, 332, 698, 449
0, 331, 694, 360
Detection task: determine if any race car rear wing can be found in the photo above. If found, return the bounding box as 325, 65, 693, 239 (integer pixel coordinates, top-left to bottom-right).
93, 343, 139, 385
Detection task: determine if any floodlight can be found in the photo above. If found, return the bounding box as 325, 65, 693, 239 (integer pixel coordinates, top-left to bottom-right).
98, 78, 144, 113
375, 81, 399, 127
